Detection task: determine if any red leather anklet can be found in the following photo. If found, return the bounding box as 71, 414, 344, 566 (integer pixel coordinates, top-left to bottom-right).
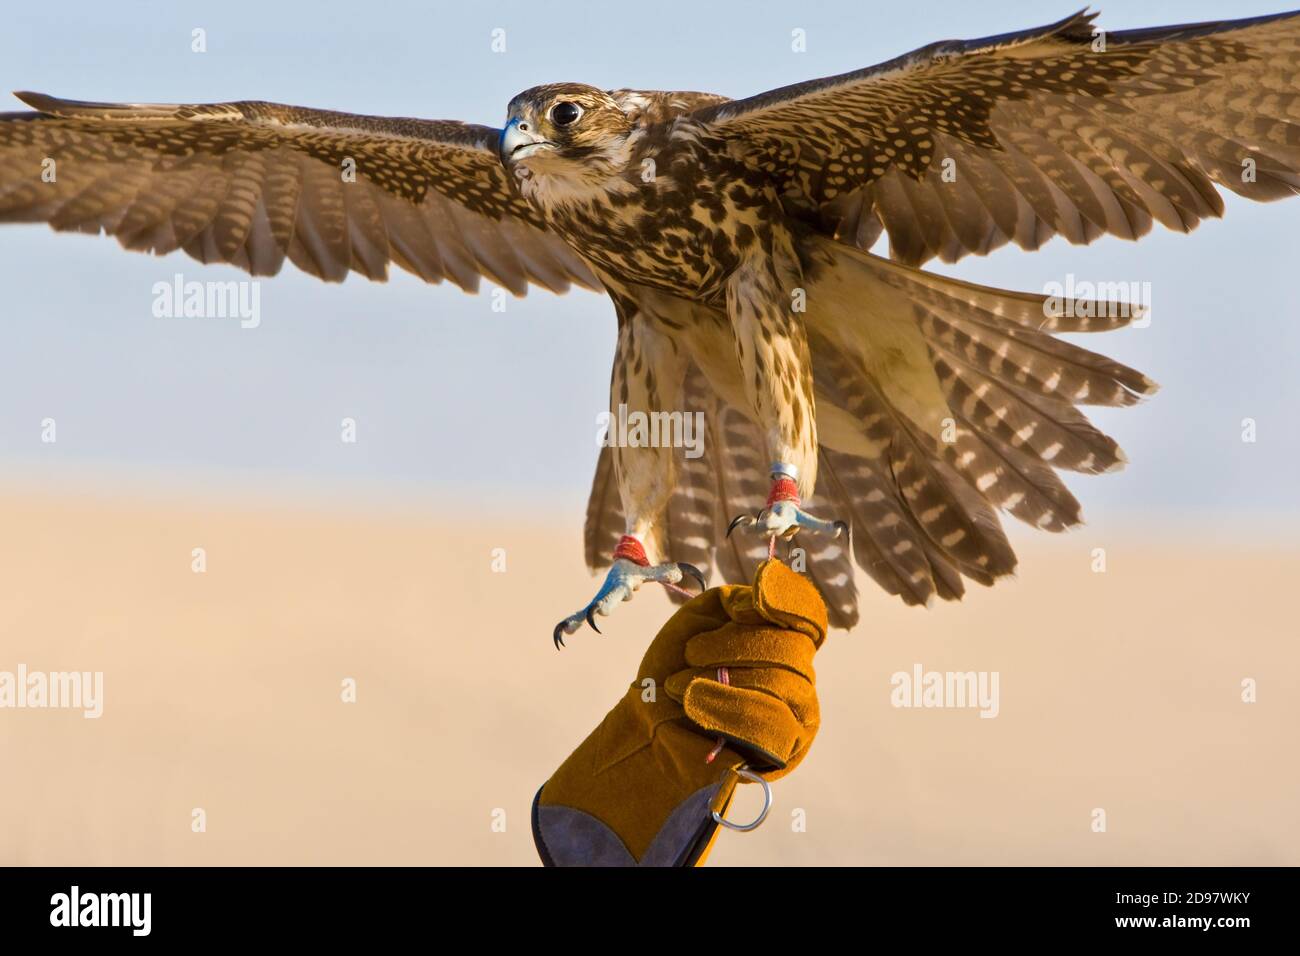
612, 535, 649, 566
767, 477, 800, 507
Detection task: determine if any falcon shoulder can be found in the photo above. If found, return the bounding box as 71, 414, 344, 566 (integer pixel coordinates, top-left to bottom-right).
692, 9, 1300, 264
0, 92, 599, 293
609, 89, 731, 127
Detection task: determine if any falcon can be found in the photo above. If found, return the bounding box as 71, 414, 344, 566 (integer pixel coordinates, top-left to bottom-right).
2, 9, 1298, 646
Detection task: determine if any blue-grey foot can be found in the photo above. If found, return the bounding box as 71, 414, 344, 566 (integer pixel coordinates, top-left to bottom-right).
726, 473, 847, 551
726, 499, 848, 541
553, 550, 706, 649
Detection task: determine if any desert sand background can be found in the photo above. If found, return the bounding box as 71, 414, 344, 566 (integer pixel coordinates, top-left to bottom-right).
1, 480, 1296, 867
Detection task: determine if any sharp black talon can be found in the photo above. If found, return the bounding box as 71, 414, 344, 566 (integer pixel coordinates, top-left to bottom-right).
585, 606, 601, 634
678, 562, 707, 593
832, 520, 849, 538
726, 514, 751, 538
553, 622, 566, 650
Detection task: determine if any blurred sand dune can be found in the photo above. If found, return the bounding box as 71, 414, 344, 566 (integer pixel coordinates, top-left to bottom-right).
1, 484, 1296, 866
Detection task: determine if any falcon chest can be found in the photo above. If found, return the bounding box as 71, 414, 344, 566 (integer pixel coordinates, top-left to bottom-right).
523, 130, 783, 303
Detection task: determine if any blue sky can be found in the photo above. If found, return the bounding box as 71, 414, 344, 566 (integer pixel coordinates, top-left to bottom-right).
1, 0, 1297, 528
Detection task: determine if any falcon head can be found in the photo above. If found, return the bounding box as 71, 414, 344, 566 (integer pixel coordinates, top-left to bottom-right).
499, 83, 632, 171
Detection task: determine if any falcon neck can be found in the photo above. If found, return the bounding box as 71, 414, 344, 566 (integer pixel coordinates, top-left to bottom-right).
511, 130, 646, 219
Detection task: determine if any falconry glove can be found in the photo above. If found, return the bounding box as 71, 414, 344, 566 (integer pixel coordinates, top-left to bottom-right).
531, 559, 828, 867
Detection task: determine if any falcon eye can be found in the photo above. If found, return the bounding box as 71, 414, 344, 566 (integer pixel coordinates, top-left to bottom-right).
550, 101, 582, 127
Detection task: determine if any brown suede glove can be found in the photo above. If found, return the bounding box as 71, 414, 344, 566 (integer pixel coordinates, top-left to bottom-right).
532, 559, 828, 867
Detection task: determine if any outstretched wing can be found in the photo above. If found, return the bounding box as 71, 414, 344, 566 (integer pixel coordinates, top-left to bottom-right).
0, 93, 599, 293
694, 9, 1300, 264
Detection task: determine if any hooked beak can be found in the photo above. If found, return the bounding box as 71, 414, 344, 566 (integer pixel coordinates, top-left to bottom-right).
499, 117, 552, 164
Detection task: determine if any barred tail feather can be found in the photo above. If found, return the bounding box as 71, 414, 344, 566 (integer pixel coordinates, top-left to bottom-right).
582, 238, 1156, 624
802, 236, 1149, 608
